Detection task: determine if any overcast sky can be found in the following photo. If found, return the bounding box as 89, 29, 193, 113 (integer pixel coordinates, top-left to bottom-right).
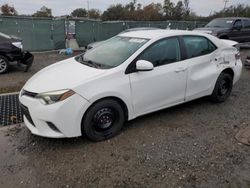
3, 0, 250, 16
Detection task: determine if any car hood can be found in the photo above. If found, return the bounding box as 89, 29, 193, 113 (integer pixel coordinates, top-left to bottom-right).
23, 57, 107, 93
194, 27, 229, 34
0, 37, 21, 44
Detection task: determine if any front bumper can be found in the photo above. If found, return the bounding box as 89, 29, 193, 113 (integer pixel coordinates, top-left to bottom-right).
6, 50, 34, 72
19, 91, 90, 138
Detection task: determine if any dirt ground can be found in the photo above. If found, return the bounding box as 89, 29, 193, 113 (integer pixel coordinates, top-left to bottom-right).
0, 51, 83, 94
0, 50, 250, 188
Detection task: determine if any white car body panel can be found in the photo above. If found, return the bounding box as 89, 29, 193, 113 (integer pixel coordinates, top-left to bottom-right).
19, 30, 242, 138
221, 39, 238, 47
19, 93, 90, 138
24, 58, 107, 94
129, 61, 188, 116
182, 52, 219, 101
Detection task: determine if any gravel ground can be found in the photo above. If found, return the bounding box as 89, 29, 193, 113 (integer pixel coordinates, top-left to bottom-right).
0, 50, 250, 188
0, 51, 83, 94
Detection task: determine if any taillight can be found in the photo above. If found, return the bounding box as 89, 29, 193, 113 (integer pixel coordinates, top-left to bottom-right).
235, 52, 241, 60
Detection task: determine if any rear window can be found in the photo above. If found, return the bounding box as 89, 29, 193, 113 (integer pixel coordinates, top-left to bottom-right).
206, 19, 234, 28
183, 36, 217, 58
243, 20, 250, 28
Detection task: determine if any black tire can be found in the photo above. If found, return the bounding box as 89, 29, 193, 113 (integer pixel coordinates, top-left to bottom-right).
0, 55, 9, 74
82, 99, 125, 141
210, 73, 233, 103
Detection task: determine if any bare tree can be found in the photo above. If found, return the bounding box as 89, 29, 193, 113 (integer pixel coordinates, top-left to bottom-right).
1, 4, 17, 16
183, 0, 190, 16
33, 6, 52, 17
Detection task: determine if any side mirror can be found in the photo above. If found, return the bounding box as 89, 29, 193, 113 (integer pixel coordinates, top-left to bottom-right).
136, 60, 154, 71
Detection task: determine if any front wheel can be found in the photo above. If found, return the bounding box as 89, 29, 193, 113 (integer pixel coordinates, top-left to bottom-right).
0, 56, 9, 74
210, 73, 233, 103
82, 99, 125, 141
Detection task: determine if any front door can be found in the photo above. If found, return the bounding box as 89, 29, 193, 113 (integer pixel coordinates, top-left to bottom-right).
129, 37, 188, 116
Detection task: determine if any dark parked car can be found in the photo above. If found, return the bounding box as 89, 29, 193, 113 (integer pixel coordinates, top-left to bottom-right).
0, 32, 33, 74
194, 17, 250, 42
245, 56, 250, 68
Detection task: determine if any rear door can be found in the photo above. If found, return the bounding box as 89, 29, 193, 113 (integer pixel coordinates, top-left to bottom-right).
181, 36, 219, 101
230, 19, 244, 42
242, 19, 250, 42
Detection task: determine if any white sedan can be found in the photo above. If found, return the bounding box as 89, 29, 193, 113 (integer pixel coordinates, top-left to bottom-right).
19, 30, 242, 141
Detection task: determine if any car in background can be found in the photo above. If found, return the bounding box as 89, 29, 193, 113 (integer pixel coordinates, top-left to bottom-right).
86, 27, 160, 50
19, 30, 242, 141
245, 56, 250, 68
0, 32, 34, 74
194, 17, 250, 43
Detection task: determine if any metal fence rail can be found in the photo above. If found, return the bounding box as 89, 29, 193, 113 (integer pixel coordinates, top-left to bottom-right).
0, 16, 206, 51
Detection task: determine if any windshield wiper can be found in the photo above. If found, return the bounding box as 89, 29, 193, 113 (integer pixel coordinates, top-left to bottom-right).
78, 55, 102, 68
87, 60, 102, 68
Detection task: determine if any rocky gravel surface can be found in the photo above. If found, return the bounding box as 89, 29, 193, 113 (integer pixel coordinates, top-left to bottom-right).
0, 50, 250, 188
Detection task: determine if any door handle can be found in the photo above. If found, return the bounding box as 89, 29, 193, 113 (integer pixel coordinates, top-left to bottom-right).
175, 67, 187, 73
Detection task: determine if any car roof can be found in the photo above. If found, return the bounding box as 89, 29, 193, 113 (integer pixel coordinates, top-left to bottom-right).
118, 29, 210, 40
125, 27, 160, 31
214, 17, 250, 20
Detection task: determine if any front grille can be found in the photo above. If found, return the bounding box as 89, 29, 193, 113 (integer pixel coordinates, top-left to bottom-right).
21, 90, 38, 98
20, 103, 35, 127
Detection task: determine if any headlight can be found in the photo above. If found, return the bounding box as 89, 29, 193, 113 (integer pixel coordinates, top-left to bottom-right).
12, 42, 23, 50
36, 89, 75, 105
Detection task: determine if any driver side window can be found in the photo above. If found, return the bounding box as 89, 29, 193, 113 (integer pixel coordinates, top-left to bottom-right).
138, 37, 181, 67
234, 20, 242, 28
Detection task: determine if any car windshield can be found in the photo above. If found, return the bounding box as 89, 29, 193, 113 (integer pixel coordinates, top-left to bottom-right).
76, 36, 148, 69
206, 19, 234, 28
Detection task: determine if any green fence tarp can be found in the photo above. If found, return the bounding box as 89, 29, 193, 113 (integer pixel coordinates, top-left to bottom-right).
0, 17, 65, 51
0, 16, 206, 51
73, 20, 206, 47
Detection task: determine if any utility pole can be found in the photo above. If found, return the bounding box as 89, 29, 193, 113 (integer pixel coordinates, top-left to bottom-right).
87, 0, 90, 18
223, 0, 229, 17
224, 0, 229, 9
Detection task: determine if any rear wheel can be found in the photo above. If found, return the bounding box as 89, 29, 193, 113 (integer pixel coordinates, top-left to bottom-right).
0, 56, 9, 74
210, 73, 233, 103
82, 99, 125, 141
